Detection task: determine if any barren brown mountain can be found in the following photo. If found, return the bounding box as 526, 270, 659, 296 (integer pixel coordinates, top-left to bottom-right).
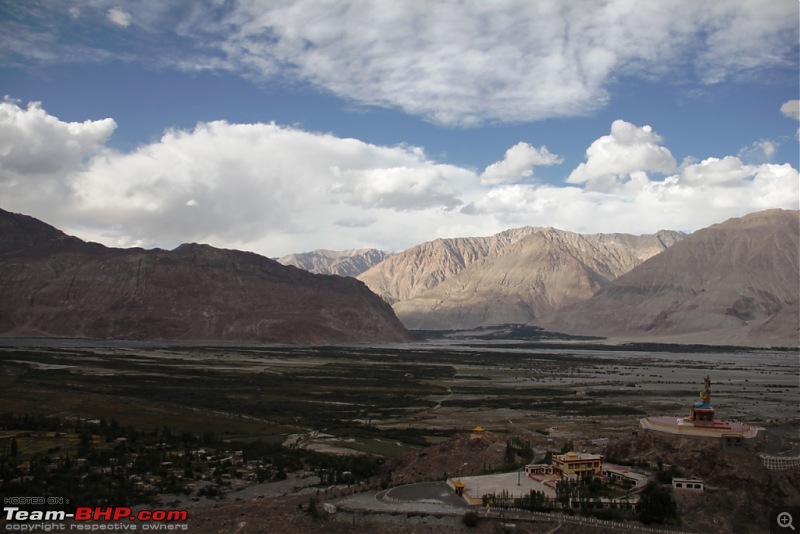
358, 227, 684, 329
538, 209, 800, 347
0, 208, 411, 344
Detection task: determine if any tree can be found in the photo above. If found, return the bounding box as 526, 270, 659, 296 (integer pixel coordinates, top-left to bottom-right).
10, 438, 18, 458
503, 440, 515, 465
307, 497, 321, 519
462, 511, 480, 527
521, 490, 552, 512
638, 482, 678, 525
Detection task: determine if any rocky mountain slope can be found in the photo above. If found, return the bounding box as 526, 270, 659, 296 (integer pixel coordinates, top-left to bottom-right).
358, 227, 684, 329
538, 209, 800, 347
0, 209, 412, 344
606, 431, 800, 533
278, 248, 392, 277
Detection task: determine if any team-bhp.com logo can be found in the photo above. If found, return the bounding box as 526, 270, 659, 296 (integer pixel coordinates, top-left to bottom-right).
74, 508, 187, 522
4, 505, 188, 530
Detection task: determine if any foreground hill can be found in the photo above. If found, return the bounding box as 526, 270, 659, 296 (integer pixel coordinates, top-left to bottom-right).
0, 209, 412, 344
538, 209, 800, 347
606, 432, 800, 533
278, 248, 392, 277
358, 227, 684, 329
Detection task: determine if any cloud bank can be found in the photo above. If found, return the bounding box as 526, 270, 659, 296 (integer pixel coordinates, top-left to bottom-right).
0, 100, 796, 256
3, 1, 798, 126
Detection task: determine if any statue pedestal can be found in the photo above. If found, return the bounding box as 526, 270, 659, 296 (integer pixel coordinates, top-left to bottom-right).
640, 375, 763, 441
686, 404, 715, 423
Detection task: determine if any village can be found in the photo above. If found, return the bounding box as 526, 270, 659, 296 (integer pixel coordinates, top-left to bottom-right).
0, 413, 380, 509
0, 411, 699, 527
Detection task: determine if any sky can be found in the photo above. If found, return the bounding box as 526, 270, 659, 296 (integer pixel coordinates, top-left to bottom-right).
0, 1, 798, 257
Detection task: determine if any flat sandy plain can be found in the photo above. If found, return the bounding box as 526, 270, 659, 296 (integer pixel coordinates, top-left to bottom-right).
0, 338, 796, 457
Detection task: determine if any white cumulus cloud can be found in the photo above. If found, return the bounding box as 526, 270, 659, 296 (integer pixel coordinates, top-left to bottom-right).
781, 100, 800, 120
0, 98, 115, 217
480, 143, 562, 185
0, 100, 472, 252
738, 139, 779, 164
107, 8, 132, 28
679, 156, 758, 187
464, 159, 798, 233
331, 166, 464, 211
781, 100, 800, 140
0, 98, 115, 175
567, 120, 677, 191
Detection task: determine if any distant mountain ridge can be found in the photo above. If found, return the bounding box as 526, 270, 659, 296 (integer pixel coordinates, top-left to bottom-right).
357, 226, 685, 329
537, 209, 800, 347
278, 248, 392, 277
0, 209, 412, 344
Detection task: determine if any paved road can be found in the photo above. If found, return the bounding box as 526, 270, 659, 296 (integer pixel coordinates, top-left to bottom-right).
383, 481, 469, 508
337, 482, 469, 514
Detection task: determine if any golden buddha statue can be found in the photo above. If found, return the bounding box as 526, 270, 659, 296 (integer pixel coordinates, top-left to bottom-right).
699, 375, 711, 404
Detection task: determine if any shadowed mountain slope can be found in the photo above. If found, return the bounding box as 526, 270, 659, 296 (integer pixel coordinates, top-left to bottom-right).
0, 209, 411, 344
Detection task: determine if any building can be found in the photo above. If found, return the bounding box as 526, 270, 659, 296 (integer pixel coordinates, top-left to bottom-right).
450, 449, 650, 508
551, 451, 603, 479
601, 463, 649, 489
470, 426, 486, 439
524, 464, 555, 477
672, 478, 704, 492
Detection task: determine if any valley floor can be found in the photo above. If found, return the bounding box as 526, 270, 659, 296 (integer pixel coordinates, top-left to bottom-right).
0, 338, 797, 532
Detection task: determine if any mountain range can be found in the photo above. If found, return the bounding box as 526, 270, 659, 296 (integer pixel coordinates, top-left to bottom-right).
278, 248, 393, 277
0, 208, 411, 344
537, 209, 799, 347
357, 227, 685, 329
286, 210, 798, 347
2, 207, 797, 347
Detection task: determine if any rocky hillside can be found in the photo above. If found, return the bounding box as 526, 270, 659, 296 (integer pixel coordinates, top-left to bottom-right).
358, 227, 684, 329
0, 209, 412, 344
539, 209, 800, 347
606, 432, 800, 533
278, 248, 392, 277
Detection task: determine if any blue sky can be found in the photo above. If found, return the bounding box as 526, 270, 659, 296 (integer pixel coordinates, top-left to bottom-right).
0, 1, 798, 256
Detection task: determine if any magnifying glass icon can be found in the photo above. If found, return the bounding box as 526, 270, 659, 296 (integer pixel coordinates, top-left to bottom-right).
778, 512, 795, 530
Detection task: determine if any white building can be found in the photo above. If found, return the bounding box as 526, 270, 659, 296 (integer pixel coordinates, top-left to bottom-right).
672, 478, 704, 492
